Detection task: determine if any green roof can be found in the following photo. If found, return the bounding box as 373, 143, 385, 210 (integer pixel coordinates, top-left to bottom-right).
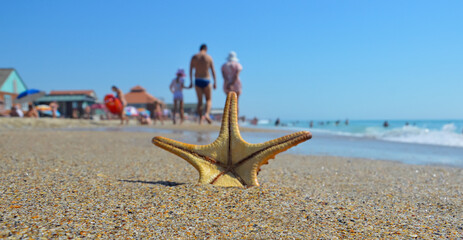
36, 94, 96, 102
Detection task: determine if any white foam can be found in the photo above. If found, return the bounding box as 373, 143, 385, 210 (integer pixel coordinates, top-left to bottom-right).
253, 120, 463, 148
379, 124, 463, 148
306, 124, 463, 148
442, 123, 457, 132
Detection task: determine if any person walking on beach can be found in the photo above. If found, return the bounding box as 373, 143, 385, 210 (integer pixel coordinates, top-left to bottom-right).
189, 44, 217, 124
221, 51, 243, 104
111, 86, 128, 125
153, 100, 164, 125
170, 69, 188, 124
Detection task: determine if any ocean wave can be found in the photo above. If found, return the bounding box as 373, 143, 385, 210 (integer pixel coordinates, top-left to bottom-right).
293, 123, 463, 148
379, 124, 463, 148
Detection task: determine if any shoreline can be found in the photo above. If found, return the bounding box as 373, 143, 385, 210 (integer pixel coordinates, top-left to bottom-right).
1, 129, 462, 238
0, 117, 282, 133
2, 117, 462, 169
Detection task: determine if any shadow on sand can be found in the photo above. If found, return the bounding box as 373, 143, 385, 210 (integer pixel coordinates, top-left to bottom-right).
118, 179, 184, 187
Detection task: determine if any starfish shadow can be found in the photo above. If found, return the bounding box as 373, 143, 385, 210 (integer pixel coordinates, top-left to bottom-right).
118, 179, 184, 187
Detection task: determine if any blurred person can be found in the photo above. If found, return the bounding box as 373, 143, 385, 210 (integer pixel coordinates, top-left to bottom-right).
251, 117, 258, 125
189, 44, 217, 124
162, 105, 169, 121
111, 86, 128, 125
138, 111, 152, 125
383, 121, 389, 128
83, 106, 92, 119
49, 101, 58, 118
9, 104, 23, 117
170, 69, 189, 124
221, 51, 243, 110
72, 109, 79, 119
153, 100, 164, 125
24, 104, 39, 118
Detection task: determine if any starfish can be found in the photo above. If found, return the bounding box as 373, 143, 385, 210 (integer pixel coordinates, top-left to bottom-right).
152, 92, 312, 187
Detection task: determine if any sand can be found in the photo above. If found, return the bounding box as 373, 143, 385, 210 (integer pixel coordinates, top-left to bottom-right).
0, 120, 462, 238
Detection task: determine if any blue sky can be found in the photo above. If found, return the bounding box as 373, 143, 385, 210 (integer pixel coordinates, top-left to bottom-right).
1, 1, 462, 120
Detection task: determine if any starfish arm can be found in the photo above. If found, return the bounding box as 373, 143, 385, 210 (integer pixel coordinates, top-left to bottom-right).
152, 136, 225, 183
215, 91, 241, 143
235, 131, 312, 187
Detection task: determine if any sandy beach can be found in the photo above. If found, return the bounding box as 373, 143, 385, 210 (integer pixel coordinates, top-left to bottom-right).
1, 119, 462, 238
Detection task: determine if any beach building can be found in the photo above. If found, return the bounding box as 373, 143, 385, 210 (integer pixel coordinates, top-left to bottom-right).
124, 85, 162, 117
0, 68, 28, 111
36, 90, 97, 118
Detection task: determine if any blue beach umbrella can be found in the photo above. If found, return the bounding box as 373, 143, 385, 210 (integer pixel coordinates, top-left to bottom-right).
15, 89, 46, 104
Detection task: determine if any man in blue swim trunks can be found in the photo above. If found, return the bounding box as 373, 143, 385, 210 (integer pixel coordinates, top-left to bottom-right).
189, 44, 217, 124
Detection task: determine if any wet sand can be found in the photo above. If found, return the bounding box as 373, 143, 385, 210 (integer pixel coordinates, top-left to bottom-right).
1, 123, 462, 238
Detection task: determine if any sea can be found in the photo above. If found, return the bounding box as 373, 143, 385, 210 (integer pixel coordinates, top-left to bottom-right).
240, 119, 463, 168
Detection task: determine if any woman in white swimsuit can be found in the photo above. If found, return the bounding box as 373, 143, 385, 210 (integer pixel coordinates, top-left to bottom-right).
170, 69, 188, 124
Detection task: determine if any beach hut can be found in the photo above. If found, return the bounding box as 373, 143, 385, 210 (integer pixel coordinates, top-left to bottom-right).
0, 68, 28, 111
124, 85, 163, 118
36, 90, 97, 118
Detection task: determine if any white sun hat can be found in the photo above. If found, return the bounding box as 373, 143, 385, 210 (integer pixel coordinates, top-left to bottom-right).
226, 51, 239, 62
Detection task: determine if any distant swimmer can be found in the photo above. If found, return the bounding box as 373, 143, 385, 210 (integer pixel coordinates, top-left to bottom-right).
345, 119, 349, 126
251, 117, 258, 125
383, 121, 389, 128
275, 118, 280, 126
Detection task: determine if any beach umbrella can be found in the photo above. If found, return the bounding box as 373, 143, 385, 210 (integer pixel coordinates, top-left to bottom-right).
125, 106, 139, 116
40, 109, 61, 117
15, 89, 46, 104
36, 104, 61, 117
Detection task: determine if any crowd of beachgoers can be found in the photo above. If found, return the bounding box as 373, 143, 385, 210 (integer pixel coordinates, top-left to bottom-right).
1, 44, 244, 127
